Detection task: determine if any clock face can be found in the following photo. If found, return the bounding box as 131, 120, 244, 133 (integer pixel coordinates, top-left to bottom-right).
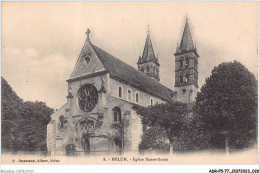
77, 84, 98, 112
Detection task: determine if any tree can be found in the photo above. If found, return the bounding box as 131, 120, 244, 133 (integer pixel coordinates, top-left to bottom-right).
1, 76, 54, 152
137, 102, 188, 153
1, 77, 24, 120
195, 61, 257, 152
21, 101, 53, 125
139, 125, 169, 153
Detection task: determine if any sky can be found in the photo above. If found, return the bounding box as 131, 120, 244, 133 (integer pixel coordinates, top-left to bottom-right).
2, 1, 258, 109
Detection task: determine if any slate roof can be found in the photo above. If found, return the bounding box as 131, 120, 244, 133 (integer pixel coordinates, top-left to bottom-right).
137, 33, 159, 65
175, 19, 198, 56
90, 42, 173, 102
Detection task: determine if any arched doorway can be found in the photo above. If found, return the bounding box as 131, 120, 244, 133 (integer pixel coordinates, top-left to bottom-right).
109, 123, 123, 154
82, 133, 91, 155
113, 137, 122, 154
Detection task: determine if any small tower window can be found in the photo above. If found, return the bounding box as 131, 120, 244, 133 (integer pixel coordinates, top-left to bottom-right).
185, 57, 189, 68
135, 92, 139, 103
185, 73, 189, 83
150, 98, 154, 106
179, 74, 183, 83
180, 58, 184, 68
118, 86, 122, 98
141, 67, 145, 73
127, 89, 132, 101
195, 74, 198, 85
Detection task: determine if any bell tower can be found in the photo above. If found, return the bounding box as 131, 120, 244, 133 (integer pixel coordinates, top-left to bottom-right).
137, 27, 160, 81
174, 18, 199, 103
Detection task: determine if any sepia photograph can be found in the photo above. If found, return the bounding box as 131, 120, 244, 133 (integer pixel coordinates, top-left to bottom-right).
1, 1, 258, 173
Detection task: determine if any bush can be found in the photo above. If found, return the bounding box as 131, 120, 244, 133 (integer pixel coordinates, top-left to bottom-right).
65, 143, 76, 156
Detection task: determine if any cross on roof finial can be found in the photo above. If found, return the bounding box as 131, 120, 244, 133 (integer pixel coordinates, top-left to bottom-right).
147, 25, 150, 35
186, 13, 188, 22
86, 29, 91, 41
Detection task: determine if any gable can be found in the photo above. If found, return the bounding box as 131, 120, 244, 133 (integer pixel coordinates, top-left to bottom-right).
70, 40, 106, 79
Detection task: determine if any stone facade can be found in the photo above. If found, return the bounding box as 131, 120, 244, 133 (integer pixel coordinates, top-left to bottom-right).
47, 18, 199, 155
47, 72, 164, 155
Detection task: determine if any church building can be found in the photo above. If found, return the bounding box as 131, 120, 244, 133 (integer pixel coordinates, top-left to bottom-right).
47, 18, 199, 155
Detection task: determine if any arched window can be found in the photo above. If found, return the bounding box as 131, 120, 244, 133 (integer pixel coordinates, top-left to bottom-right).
59, 115, 65, 128
185, 57, 189, 68
185, 73, 189, 83
135, 92, 139, 103
146, 66, 150, 72
195, 74, 198, 85
112, 107, 122, 122
127, 89, 132, 101
180, 58, 183, 68
140, 67, 145, 73
150, 98, 154, 106
118, 86, 122, 98
179, 74, 183, 83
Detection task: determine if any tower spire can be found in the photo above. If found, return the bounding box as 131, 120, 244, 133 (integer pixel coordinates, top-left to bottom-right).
137, 27, 160, 81
173, 17, 199, 103
141, 28, 156, 62
180, 19, 194, 51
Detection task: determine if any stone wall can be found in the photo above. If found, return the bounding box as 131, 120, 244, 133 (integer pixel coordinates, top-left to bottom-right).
130, 111, 143, 153
109, 77, 166, 107
47, 120, 56, 154
174, 85, 198, 103
48, 73, 167, 155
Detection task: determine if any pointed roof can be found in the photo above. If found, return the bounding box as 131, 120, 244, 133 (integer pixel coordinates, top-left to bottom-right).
138, 32, 159, 65
175, 18, 198, 56
180, 18, 195, 51
142, 33, 156, 61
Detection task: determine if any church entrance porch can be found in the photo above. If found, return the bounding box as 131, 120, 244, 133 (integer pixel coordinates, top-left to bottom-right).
71, 115, 124, 156
74, 136, 123, 156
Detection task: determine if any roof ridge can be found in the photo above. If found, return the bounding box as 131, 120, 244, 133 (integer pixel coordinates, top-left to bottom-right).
91, 43, 148, 77
70, 39, 89, 78
90, 42, 174, 101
